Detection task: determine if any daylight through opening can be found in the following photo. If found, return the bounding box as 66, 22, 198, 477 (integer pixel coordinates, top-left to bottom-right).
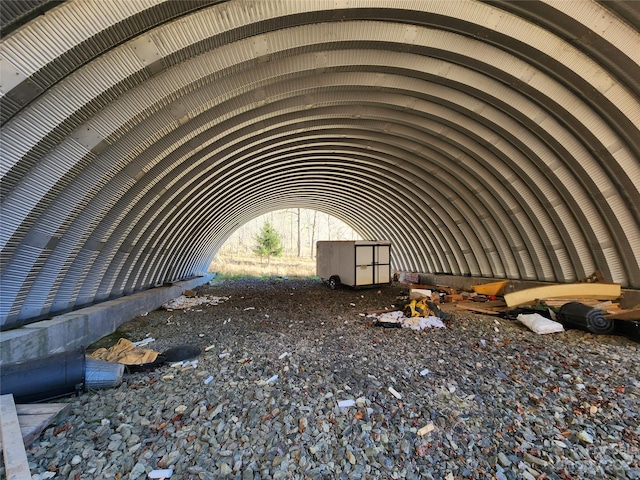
209, 209, 362, 278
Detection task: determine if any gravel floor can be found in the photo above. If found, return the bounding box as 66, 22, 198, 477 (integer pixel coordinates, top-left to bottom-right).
21, 278, 640, 480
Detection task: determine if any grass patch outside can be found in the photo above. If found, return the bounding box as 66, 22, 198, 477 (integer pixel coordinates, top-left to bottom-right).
209, 253, 318, 280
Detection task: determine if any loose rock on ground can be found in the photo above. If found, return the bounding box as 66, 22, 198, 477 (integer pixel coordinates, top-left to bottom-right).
20, 278, 640, 480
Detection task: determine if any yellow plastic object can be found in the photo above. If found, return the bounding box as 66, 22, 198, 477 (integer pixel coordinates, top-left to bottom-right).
472, 280, 508, 296
403, 299, 433, 318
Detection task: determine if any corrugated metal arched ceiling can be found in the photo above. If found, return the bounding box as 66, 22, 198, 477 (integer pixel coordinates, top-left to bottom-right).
1, 0, 638, 329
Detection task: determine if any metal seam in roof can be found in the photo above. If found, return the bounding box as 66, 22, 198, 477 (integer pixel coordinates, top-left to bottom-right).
0, 0, 638, 329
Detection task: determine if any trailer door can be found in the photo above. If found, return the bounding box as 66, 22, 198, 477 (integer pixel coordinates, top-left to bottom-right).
374, 244, 391, 284
355, 244, 374, 286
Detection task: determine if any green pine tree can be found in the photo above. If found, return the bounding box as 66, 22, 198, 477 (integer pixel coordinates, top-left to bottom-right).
253, 221, 284, 264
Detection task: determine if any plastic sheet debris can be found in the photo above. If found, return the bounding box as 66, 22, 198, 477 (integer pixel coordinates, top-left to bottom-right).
517, 313, 565, 334
162, 294, 228, 310
218, 353, 230, 359
169, 358, 198, 369
149, 469, 173, 479
368, 311, 446, 330
279, 352, 290, 360
420, 369, 430, 376
388, 386, 402, 399
256, 374, 279, 386
403, 316, 446, 330
338, 399, 356, 408
368, 310, 403, 327
182, 360, 198, 369
132, 337, 155, 347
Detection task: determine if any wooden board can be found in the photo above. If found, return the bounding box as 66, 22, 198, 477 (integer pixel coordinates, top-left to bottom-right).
503, 283, 621, 307
0, 394, 31, 480
0, 402, 70, 454
409, 284, 457, 295
454, 300, 508, 316
605, 307, 640, 321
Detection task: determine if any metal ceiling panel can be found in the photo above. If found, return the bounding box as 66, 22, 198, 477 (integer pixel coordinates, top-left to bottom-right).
1, 0, 639, 329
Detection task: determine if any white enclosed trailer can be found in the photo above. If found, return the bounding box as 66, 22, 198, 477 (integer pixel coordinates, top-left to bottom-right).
316, 240, 392, 289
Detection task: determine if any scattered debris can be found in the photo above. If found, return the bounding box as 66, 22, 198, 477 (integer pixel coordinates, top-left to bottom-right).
256, 375, 279, 386
517, 313, 565, 334
162, 294, 228, 310
132, 336, 155, 349
181, 360, 198, 370
402, 316, 446, 330
454, 300, 507, 316
444, 294, 464, 303
368, 310, 403, 328
579, 270, 605, 283
410, 288, 432, 300
149, 469, 173, 479
417, 422, 435, 436
366, 286, 452, 330
388, 386, 402, 399
337, 399, 356, 408
204, 376, 214, 385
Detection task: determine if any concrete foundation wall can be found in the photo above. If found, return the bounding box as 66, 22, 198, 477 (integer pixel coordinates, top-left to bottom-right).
0, 275, 214, 365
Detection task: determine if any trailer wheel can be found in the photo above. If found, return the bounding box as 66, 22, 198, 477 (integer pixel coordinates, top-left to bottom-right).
328, 276, 340, 289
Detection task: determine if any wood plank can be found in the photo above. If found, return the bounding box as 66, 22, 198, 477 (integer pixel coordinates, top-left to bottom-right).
19, 415, 56, 449
605, 307, 640, 321
18, 403, 70, 448
454, 303, 505, 315
503, 283, 621, 307
410, 284, 457, 295
15, 403, 69, 416
0, 403, 70, 453
0, 394, 31, 480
